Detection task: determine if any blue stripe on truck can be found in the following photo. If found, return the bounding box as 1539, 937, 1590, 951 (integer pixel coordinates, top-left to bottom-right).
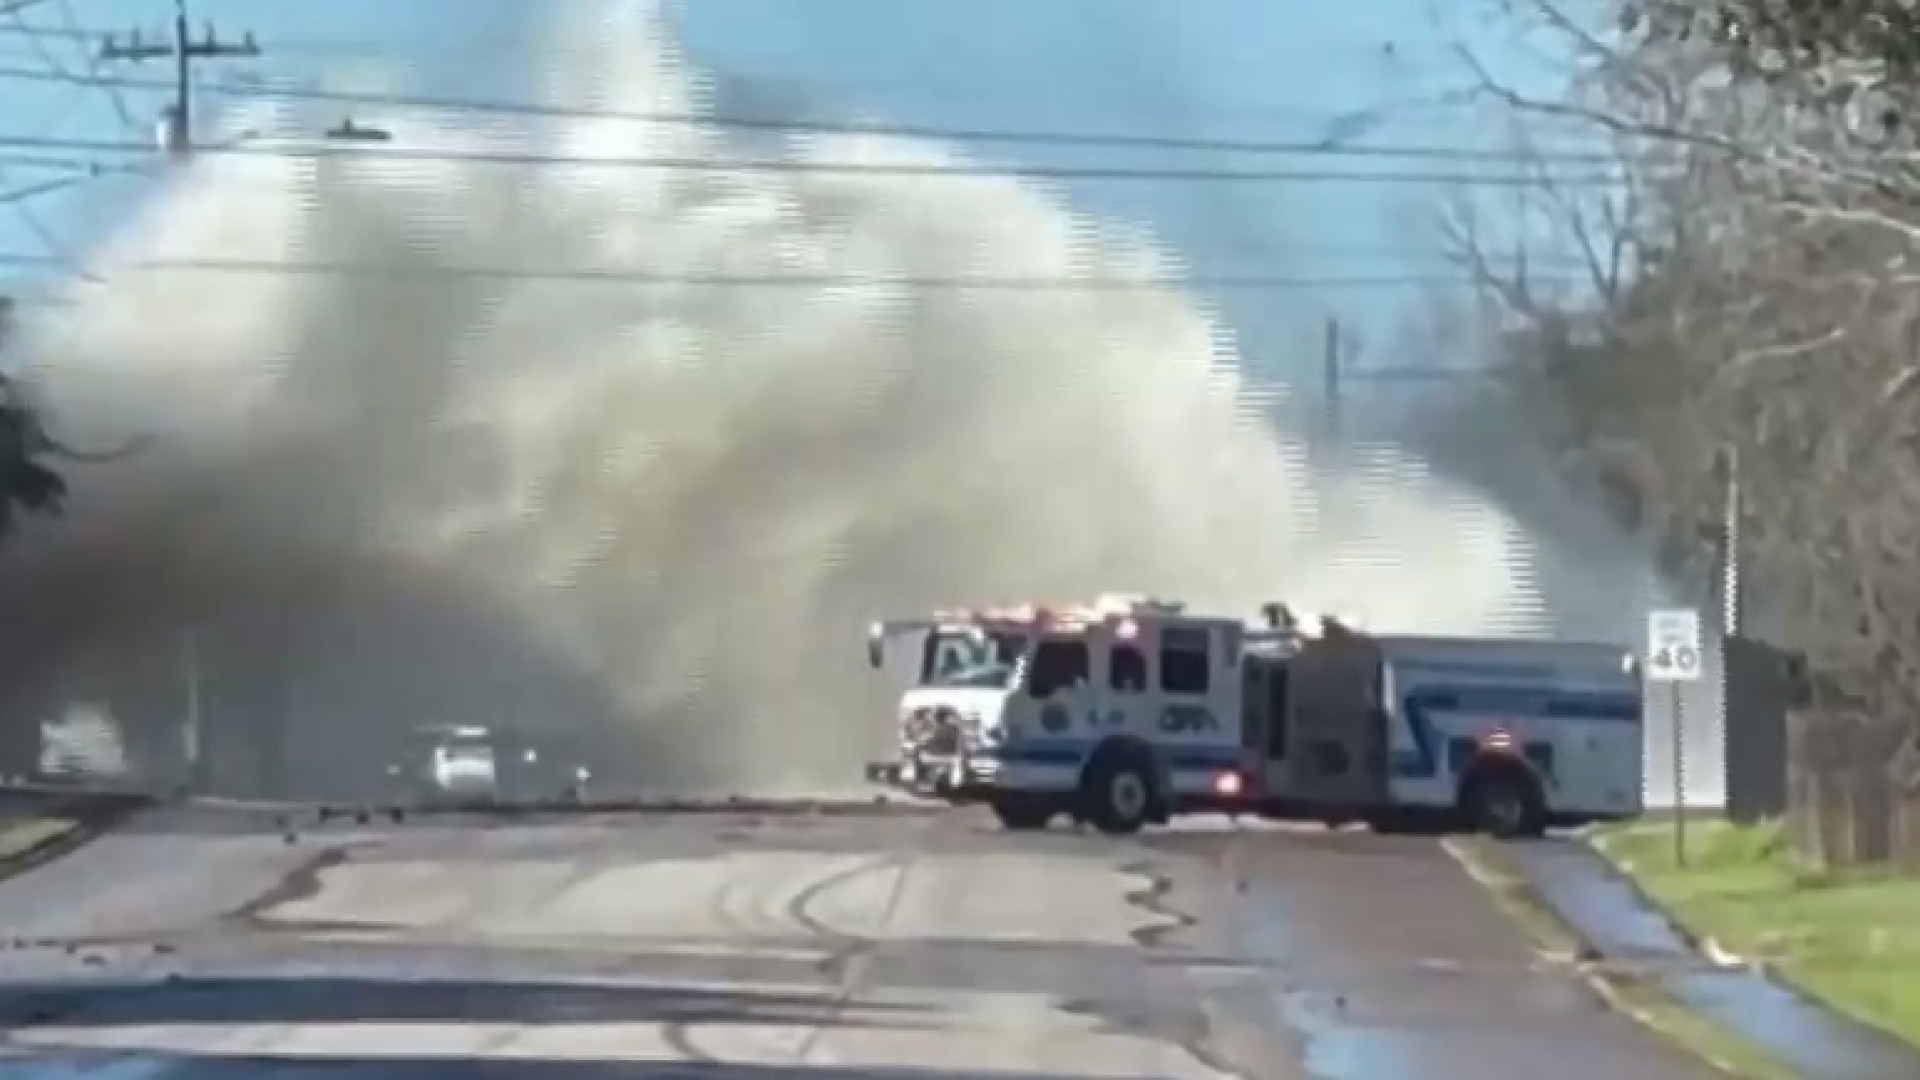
1396, 684, 1641, 779
994, 739, 1240, 771
991, 683, 1639, 780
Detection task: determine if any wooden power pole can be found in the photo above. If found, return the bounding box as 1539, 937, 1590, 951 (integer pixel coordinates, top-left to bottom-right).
1323, 314, 1343, 441
99, 0, 260, 157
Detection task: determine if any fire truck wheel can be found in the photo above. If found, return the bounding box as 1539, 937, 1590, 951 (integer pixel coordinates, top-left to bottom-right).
1078, 747, 1155, 836
1459, 763, 1546, 840
1365, 809, 1447, 836
989, 795, 1055, 831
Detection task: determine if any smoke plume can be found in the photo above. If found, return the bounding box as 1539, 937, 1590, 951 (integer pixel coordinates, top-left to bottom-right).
0, 0, 1540, 797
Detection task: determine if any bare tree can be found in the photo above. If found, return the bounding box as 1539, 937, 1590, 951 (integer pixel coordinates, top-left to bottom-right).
1449, 0, 1920, 722
0, 296, 69, 533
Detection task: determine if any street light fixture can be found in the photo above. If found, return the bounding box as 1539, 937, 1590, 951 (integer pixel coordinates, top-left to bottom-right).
325, 117, 392, 142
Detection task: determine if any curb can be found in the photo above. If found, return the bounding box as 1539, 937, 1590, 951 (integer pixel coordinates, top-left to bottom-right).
1440, 836, 1796, 1080
299, 795, 950, 823
1586, 832, 1756, 972
1582, 832, 1715, 951
0, 792, 149, 885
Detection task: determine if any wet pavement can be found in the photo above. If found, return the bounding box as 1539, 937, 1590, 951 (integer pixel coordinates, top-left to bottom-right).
1504, 839, 1920, 1080
0, 805, 1229, 1080
1158, 827, 1720, 1080
0, 804, 1742, 1080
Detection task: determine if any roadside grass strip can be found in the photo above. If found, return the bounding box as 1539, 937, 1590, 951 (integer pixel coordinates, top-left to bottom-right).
0, 815, 81, 864
1595, 818, 1920, 1054
1443, 834, 1806, 1080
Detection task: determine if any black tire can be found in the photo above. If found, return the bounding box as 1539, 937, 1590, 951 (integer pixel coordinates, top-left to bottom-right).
1461, 769, 1546, 840
1367, 803, 1451, 837
1078, 748, 1156, 836
990, 796, 1055, 831
1365, 809, 1447, 836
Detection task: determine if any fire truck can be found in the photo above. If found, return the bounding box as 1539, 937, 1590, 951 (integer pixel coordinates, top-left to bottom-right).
863, 594, 1644, 838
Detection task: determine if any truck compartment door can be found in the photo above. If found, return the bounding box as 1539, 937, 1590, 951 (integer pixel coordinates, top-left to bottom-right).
1240, 661, 1270, 781
1282, 634, 1390, 808
1242, 657, 1293, 797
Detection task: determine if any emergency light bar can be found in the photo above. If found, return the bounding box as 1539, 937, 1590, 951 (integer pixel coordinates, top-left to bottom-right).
919, 595, 1190, 632
1091, 593, 1185, 617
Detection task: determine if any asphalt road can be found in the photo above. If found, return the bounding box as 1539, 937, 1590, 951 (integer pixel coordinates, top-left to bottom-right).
0, 805, 1721, 1080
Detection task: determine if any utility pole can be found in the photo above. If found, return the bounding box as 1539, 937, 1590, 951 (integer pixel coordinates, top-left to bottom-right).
1323, 315, 1344, 442
98, 0, 259, 157
1721, 444, 1743, 639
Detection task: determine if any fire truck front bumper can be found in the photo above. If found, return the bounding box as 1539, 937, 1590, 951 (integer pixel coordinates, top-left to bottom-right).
864, 752, 999, 801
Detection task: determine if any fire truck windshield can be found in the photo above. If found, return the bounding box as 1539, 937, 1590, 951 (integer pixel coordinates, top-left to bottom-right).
924, 628, 1026, 689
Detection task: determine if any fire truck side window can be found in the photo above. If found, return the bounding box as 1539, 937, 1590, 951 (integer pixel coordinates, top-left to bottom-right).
1109, 644, 1148, 694
931, 638, 971, 679
1028, 640, 1090, 698
1159, 627, 1212, 695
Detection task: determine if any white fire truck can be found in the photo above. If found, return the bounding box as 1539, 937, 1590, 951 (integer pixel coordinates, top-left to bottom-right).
862, 594, 1644, 838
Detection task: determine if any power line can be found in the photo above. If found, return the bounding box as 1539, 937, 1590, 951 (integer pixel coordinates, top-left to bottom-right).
0, 22, 376, 57
0, 174, 83, 204
5, 0, 79, 89
48, 0, 142, 133
0, 64, 1635, 167
0, 1, 134, 280
0, 132, 1637, 186
0, 28, 1532, 137
0, 252, 1580, 290
0, 151, 87, 168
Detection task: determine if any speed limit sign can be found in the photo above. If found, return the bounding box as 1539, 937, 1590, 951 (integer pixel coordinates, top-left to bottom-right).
1646, 608, 1703, 682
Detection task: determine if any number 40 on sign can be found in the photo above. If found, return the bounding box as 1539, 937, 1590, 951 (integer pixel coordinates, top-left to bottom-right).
1646, 608, 1703, 682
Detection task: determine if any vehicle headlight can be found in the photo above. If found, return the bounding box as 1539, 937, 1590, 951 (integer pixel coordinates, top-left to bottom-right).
574, 766, 591, 781
525, 750, 539, 763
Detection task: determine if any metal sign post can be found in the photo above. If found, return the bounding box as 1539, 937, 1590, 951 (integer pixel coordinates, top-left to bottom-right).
1645, 608, 1703, 867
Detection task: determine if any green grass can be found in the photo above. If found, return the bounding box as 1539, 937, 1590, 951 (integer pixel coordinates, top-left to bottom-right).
1596, 818, 1920, 1050
0, 816, 78, 861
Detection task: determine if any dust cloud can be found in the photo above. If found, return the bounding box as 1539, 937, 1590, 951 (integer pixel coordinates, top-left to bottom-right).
0, 0, 1541, 797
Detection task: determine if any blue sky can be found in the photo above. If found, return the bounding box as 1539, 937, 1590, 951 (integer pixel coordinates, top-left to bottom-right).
0, 0, 1575, 384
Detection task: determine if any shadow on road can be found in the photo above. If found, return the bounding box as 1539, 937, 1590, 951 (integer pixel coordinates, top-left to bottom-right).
0, 977, 924, 1031
0, 1055, 1095, 1080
